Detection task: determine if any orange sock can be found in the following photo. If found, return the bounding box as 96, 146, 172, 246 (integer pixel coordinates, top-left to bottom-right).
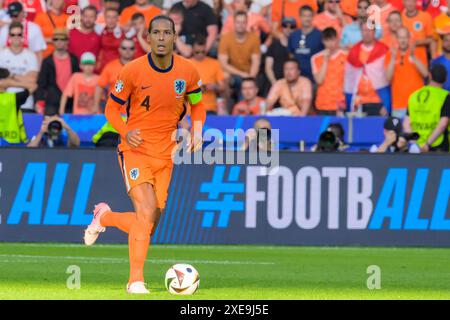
128, 220, 153, 284
100, 211, 135, 234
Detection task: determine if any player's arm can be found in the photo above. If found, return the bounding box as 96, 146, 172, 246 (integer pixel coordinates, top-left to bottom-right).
186, 68, 206, 152
105, 64, 142, 148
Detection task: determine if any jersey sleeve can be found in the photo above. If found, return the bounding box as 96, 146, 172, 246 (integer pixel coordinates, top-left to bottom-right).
186, 64, 202, 105
109, 62, 134, 106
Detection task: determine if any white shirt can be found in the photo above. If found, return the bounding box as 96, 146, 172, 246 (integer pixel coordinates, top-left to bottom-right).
0, 20, 47, 53
0, 48, 39, 110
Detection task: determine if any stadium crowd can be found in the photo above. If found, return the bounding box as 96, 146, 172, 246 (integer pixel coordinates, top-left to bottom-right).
0, 0, 449, 152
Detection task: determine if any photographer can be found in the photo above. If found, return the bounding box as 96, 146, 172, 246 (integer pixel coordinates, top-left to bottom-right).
371, 117, 421, 153
242, 118, 273, 152
27, 115, 80, 148
311, 123, 349, 152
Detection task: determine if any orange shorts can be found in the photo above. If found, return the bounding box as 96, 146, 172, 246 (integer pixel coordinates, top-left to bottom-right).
118, 150, 174, 209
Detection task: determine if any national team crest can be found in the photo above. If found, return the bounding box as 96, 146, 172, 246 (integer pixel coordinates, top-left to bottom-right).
115, 80, 124, 93
130, 168, 139, 181
174, 79, 186, 95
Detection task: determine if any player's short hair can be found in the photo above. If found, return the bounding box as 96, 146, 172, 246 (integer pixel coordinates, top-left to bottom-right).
131, 12, 145, 21
234, 10, 247, 19
148, 15, 176, 34
82, 5, 98, 15
322, 27, 337, 40
9, 21, 23, 33
299, 5, 314, 15
431, 64, 447, 84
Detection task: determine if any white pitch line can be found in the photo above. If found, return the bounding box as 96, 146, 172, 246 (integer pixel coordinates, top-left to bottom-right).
0, 254, 275, 265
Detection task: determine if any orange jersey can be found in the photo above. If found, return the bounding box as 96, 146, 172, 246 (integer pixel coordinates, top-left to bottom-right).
110, 53, 202, 159
311, 49, 347, 111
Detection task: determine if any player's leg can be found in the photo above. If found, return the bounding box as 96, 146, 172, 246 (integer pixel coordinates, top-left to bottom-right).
100, 211, 135, 234
150, 161, 174, 236
127, 182, 158, 289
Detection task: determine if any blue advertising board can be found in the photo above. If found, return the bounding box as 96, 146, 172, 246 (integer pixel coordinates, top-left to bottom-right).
0, 149, 449, 246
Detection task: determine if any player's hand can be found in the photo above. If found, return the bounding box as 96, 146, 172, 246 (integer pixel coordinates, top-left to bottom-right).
126, 129, 143, 148
187, 132, 203, 153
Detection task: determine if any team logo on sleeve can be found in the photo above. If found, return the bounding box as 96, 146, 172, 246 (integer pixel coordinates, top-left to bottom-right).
174, 79, 186, 95
130, 168, 139, 181
115, 80, 124, 93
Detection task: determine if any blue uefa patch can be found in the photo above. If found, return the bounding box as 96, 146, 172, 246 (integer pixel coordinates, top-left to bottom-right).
174, 79, 186, 95
130, 168, 139, 181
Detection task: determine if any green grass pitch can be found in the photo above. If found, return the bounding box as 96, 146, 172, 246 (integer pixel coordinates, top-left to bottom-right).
0, 243, 449, 300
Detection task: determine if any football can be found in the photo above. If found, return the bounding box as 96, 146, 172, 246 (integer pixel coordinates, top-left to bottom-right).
165, 264, 200, 295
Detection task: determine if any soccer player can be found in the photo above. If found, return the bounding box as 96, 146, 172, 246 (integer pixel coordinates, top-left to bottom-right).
83, 15, 206, 294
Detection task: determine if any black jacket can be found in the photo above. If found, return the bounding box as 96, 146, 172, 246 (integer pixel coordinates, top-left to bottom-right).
35, 53, 80, 115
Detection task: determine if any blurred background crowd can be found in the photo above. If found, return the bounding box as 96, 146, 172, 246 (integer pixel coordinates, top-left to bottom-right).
0, 0, 450, 153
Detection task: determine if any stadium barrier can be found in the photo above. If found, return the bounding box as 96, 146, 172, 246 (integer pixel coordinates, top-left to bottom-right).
15, 114, 387, 150
0, 149, 449, 246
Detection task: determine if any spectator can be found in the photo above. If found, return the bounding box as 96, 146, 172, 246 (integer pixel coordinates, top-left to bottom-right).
271, 0, 318, 40
120, 0, 162, 29
35, 28, 80, 116
341, 0, 382, 49
370, 116, 420, 153
385, 27, 428, 118
344, 23, 390, 116
27, 115, 80, 148
313, 0, 352, 36
311, 27, 347, 115
232, 77, 266, 115
404, 64, 450, 153
168, 6, 193, 57
0, 0, 10, 28
34, 0, 68, 59
402, 0, 435, 59
59, 52, 100, 115
372, 0, 395, 35
164, 0, 215, 12
95, 0, 121, 29
97, 8, 124, 71
340, 0, 358, 18
0, 2, 46, 63
68, 5, 101, 61
130, 12, 151, 58
266, 59, 313, 116
218, 10, 261, 102
190, 37, 225, 114
434, 2, 450, 56
171, 0, 218, 54
0, 67, 34, 145
380, 10, 402, 48
288, 5, 324, 82
415, 0, 446, 18
265, 17, 295, 85
220, 0, 271, 38
4, 0, 45, 22
432, 32, 450, 91
242, 118, 273, 151
94, 38, 135, 112
0, 21, 38, 113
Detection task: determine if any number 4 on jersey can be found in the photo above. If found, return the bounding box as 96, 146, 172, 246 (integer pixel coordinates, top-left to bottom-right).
141, 96, 150, 111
